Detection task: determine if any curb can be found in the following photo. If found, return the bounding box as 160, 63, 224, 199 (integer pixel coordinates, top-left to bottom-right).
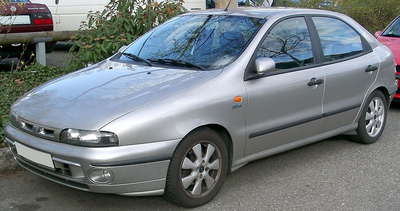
0, 147, 22, 175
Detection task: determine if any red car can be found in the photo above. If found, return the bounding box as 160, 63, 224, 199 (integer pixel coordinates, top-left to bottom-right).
0, 0, 55, 60
375, 15, 400, 101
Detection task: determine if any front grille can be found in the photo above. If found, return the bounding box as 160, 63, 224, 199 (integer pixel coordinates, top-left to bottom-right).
20, 120, 55, 138
10, 117, 60, 142
16, 158, 89, 191
55, 163, 72, 176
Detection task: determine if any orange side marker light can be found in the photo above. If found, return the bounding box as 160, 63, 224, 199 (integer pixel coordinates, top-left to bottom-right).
234, 96, 242, 103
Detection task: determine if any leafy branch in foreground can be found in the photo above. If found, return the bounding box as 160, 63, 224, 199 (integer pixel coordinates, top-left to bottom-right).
68, 0, 187, 69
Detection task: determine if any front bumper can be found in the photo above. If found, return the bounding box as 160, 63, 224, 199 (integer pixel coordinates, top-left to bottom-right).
5, 124, 180, 196
394, 73, 400, 101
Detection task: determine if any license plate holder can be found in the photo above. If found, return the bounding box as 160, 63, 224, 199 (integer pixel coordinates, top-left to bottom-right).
15, 142, 55, 170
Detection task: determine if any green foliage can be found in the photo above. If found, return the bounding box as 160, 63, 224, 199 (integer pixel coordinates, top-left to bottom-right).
68, 0, 186, 69
0, 64, 74, 147
276, 0, 335, 9
335, 0, 400, 33
275, 0, 400, 33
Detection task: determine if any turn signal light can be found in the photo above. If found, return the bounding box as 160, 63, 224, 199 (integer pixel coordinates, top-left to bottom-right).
234, 96, 242, 102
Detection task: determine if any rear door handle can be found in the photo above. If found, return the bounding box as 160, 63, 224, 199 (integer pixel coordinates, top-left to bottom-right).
308, 78, 324, 86
365, 65, 378, 73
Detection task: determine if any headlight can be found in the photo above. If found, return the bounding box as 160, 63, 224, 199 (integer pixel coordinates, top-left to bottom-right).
9, 110, 19, 126
60, 129, 119, 147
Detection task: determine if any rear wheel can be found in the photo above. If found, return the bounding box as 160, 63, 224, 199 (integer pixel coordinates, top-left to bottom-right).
164, 128, 228, 208
352, 90, 387, 144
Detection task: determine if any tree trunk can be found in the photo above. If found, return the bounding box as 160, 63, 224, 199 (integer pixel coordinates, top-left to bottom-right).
215, 0, 238, 9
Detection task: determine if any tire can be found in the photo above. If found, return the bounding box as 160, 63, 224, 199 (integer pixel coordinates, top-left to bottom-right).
352, 90, 388, 144
164, 128, 228, 208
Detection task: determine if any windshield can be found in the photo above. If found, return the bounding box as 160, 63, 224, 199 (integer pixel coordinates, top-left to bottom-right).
382, 16, 400, 37
121, 15, 266, 70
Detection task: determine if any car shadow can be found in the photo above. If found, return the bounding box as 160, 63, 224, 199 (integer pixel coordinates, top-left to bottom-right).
390, 101, 400, 109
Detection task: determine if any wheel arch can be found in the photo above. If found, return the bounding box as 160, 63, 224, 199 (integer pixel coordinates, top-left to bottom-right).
182, 124, 234, 173
375, 86, 391, 104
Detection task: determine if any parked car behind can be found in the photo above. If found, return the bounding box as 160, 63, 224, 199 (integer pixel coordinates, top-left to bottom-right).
375, 15, 400, 101
32, 0, 207, 31
5, 7, 397, 208
0, 0, 55, 60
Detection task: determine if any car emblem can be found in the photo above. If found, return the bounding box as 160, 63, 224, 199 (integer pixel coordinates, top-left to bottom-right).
32, 126, 40, 134
10, 6, 17, 13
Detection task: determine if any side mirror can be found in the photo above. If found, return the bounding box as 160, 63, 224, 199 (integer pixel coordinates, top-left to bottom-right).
55, 0, 59, 4
255, 57, 275, 75
118, 45, 127, 52
374, 31, 382, 38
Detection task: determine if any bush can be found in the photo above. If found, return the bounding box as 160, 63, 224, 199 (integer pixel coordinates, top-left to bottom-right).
275, 0, 400, 33
68, 0, 186, 69
0, 64, 74, 147
335, 0, 400, 33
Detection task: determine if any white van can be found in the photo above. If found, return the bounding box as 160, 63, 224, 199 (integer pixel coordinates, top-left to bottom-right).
31, 0, 206, 31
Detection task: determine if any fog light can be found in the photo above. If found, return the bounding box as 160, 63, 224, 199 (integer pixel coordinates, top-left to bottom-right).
88, 168, 114, 183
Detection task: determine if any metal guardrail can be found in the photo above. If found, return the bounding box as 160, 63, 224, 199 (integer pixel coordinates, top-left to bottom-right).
0, 31, 77, 66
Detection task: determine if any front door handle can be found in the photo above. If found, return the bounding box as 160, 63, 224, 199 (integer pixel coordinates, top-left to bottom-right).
308, 78, 324, 86
365, 65, 378, 73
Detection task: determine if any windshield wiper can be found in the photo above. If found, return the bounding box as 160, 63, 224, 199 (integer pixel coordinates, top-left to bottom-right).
122, 53, 153, 66
149, 59, 206, 71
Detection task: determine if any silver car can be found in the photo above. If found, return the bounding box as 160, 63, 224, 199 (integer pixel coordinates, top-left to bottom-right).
5, 7, 397, 207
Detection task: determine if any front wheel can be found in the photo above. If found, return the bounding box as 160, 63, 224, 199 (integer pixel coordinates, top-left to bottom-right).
352, 90, 388, 144
164, 128, 228, 208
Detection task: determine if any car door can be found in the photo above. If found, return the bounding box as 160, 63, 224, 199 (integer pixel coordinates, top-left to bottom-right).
244, 16, 325, 155
311, 16, 380, 132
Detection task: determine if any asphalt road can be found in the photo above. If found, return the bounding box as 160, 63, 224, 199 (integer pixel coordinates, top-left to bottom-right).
1, 102, 400, 211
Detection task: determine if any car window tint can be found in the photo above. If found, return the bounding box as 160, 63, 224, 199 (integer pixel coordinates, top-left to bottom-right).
257, 17, 314, 71
382, 17, 400, 37
312, 17, 363, 62
123, 15, 266, 70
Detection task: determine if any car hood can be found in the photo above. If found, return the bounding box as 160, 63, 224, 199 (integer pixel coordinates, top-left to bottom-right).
377, 36, 400, 65
12, 60, 220, 130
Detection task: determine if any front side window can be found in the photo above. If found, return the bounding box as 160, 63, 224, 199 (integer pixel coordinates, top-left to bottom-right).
382, 16, 400, 37
312, 17, 364, 62
122, 15, 266, 70
257, 17, 314, 71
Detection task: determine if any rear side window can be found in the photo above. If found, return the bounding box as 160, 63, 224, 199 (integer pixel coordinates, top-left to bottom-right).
312, 17, 363, 62
257, 17, 314, 71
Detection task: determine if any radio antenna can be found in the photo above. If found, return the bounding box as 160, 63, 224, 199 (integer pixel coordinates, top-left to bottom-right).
224, 0, 233, 11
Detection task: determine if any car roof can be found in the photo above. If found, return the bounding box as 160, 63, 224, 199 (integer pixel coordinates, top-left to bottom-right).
184, 7, 341, 19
